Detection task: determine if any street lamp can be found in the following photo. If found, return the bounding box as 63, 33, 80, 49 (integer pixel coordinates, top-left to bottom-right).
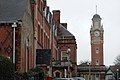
12, 22, 17, 64
117, 69, 119, 80
88, 62, 91, 80
67, 48, 71, 78
67, 49, 71, 63
64, 69, 67, 78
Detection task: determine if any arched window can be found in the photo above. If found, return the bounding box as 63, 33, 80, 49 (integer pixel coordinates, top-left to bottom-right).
96, 60, 99, 65
96, 47, 99, 54
56, 72, 60, 78
53, 70, 62, 78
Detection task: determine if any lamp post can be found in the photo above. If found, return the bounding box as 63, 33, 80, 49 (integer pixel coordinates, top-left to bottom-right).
64, 69, 67, 78
117, 69, 119, 80
67, 48, 71, 78
88, 62, 91, 80
12, 22, 17, 64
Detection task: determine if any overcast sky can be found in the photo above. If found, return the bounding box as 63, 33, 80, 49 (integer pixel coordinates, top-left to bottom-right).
47, 0, 120, 66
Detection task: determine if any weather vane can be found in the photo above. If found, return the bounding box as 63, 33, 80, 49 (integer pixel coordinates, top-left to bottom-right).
96, 0, 98, 14
96, 5, 97, 14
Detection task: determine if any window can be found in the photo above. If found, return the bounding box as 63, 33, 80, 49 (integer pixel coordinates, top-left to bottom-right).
96, 47, 99, 54
53, 24, 57, 37
61, 51, 68, 61
96, 60, 99, 65
41, 29, 43, 44
38, 0, 43, 12
38, 25, 40, 42
55, 72, 60, 78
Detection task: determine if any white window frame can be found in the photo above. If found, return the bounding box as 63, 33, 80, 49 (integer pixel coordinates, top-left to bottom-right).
61, 51, 68, 61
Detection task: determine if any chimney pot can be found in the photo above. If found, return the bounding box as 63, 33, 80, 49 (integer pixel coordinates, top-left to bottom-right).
61, 23, 67, 29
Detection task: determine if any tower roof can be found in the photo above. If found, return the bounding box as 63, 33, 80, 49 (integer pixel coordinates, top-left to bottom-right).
93, 14, 101, 18
92, 14, 101, 20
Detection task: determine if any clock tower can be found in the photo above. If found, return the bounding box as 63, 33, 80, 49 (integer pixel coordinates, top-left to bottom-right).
90, 14, 104, 66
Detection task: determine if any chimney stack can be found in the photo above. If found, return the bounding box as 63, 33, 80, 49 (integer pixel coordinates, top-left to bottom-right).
53, 10, 60, 36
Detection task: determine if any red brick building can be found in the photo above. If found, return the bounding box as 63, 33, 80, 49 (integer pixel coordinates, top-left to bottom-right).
90, 14, 104, 66
32, 0, 51, 49
90, 14, 105, 80
52, 11, 77, 78
32, 0, 55, 76
0, 0, 34, 72
0, 0, 77, 78
77, 14, 105, 80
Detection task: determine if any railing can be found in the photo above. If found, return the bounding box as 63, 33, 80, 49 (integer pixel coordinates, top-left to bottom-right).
78, 65, 106, 72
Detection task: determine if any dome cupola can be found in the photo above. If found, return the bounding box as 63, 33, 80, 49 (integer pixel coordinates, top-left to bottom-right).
92, 14, 101, 21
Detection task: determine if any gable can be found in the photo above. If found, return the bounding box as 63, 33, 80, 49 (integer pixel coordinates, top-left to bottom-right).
106, 69, 114, 75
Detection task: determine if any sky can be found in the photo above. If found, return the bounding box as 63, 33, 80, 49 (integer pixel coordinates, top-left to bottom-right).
47, 0, 120, 66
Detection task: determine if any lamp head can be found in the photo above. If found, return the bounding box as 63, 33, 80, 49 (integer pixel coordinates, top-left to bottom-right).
67, 48, 71, 53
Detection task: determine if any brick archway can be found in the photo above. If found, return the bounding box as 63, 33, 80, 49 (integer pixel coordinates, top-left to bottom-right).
53, 70, 62, 78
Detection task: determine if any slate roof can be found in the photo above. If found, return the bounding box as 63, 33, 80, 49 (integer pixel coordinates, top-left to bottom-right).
0, 0, 28, 23
60, 24, 74, 37
93, 14, 101, 19
109, 65, 120, 73
92, 14, 101, 21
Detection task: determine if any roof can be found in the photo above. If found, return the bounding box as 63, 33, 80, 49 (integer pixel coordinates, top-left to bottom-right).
92, 14, 101, 21
93, 14, 101, 19
0, 0, 28, 23
60, 24, 74, 37
109, 65, 120, 72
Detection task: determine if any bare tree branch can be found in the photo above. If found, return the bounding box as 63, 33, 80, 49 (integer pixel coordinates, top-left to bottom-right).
114, 54, 120, 65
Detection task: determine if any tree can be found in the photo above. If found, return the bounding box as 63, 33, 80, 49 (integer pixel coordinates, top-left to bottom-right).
28, 66, 45, 80
78, 60, 90, 66
0, 55, 14, 80
114, 54, 120, 65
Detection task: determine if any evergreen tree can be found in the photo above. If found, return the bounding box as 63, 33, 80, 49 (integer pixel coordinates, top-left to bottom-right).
0, 55, 14, 80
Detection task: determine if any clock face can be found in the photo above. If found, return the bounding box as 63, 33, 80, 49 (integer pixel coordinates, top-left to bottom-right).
94, 31, 100, 37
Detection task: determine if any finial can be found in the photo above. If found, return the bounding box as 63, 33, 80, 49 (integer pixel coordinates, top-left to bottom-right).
96, 5, 97, 14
